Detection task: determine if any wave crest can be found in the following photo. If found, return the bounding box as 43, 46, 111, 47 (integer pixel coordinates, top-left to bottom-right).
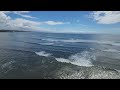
56, 51, 96, 67
35, 51, 52, 57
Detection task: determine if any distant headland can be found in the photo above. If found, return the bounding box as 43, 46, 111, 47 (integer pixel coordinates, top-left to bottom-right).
0, 30, 30, 32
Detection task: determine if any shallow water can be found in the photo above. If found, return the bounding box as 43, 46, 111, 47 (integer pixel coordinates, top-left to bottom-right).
0, 32, 120, 79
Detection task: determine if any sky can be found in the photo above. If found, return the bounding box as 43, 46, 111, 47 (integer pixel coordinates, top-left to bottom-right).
0, 11, 120, 34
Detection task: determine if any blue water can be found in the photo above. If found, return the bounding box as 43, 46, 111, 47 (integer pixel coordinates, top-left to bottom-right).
0, 31, 120, 79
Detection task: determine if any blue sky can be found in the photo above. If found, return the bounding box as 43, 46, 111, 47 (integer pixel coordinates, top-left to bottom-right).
0, 11, 120, 34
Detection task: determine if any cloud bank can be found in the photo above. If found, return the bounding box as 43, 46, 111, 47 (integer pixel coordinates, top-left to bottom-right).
0, 11, 67, 31
90, 11, 120, 24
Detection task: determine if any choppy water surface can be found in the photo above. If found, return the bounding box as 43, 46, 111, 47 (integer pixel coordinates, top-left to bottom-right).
0, 32, 120, 79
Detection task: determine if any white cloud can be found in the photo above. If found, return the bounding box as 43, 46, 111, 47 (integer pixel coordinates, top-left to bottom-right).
1, 11, 37, 19
17, 14, 36, 19
0, 12, 11, 23
90, 11, 120, 24
0, 11, 67, 31
0, 12, 11, 29
10, 18, 41, 30
0, 11, 41, 30
16, 11, 30, 13
12, 18, 41, 26
0, 11, 10, 14
13, 11, 37, 19
44, 21, 65, 25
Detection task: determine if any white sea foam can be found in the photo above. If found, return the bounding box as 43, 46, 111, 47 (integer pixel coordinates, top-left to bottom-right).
35, 51, 52, 57
40, 43, 54, 45
56, 51, 95, 67
57, 67, 120, 79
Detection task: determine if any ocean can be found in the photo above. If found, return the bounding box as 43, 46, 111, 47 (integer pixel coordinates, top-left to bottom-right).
0, 31, 120, 79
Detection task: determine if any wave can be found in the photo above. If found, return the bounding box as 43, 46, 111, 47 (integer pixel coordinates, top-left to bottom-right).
31, 38, 42, 40
41, 38, 99, 43
1, 61, 16, 69
56, 66, 120, 79
35, 50, 95, 67
41, 38, 120, 46
110, 43, 120, 46
56, 51, 95, 67
15, 38, 120, 47
35, 51, 52, 57
42, 39, 59, 42
39, 43, 54, 45
16, 40, 58, 47
1, 48, 34, 54
63, 40, 119, 47
102, 49, 120, 53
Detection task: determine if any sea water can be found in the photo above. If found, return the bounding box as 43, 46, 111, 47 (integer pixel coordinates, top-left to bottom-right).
0, 32, 120, 79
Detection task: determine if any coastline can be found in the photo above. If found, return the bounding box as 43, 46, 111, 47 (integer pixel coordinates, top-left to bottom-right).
0, 30, 30, 32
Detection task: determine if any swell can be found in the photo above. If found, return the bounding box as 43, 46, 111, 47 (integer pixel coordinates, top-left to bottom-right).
40, 38, 120, 46
13, 40, 89, 52
14, 40, 41, 46
0, 48, 34, 54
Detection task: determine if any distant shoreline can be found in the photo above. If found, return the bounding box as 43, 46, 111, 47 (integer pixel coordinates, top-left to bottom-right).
0, 30, 30, 32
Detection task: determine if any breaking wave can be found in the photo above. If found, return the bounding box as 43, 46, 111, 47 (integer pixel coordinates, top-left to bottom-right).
35, 51, 52, 57
56, 51, 96, 67
35, 50, 95, 67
